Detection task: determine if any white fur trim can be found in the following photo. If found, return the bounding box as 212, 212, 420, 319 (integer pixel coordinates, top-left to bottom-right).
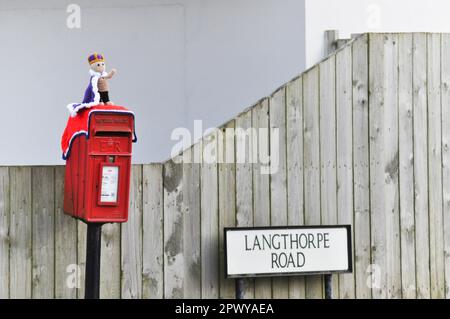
62, 129, 88, 159
66, 72, 103, 117
89, 69, 107, 77
91, 74, 100, 104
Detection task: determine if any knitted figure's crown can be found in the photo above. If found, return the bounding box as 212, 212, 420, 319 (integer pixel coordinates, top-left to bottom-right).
88, 53, 104, 65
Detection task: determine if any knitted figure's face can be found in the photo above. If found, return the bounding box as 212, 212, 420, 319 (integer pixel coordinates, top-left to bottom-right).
90, 61, 105, 73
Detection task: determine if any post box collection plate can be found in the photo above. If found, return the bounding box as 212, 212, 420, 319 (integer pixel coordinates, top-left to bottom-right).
99, 163, 120, 205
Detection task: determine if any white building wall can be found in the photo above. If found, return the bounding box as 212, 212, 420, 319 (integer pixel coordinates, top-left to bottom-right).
0, 0, 305, 165
305, 0, 450, 68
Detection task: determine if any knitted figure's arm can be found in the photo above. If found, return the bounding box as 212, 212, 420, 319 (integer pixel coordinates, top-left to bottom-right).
103, 68, 117, 79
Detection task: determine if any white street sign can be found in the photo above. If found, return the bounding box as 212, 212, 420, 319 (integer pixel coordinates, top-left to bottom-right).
225, 226, 352, 278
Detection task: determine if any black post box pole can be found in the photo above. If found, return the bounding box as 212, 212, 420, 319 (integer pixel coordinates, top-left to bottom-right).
85, 223, 103, 299
324, 274, 333, 299
235, 278, 245, 299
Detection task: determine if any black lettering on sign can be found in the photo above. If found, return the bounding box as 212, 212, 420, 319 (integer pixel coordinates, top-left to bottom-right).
245, 232, 332, 250
245, 235, 251, 251
308, 233, 316, 248
271, 252, 306, 269
324, 232, 330, 248
271, 253, 279, 268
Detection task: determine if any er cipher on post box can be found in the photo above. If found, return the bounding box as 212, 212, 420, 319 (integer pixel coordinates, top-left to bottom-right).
63, 111, 135, 223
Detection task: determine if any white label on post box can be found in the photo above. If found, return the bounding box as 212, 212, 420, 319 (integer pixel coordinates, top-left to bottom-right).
100, 166, 119, 203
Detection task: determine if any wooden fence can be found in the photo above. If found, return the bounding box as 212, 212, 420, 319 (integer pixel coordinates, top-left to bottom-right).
1, 33, 450, 298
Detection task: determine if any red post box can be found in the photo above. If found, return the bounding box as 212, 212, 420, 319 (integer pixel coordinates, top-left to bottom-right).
63, 111, 135, 223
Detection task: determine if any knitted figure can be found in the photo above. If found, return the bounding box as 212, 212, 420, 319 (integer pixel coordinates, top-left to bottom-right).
67, 53, 117, 117
88, 53, 116, 105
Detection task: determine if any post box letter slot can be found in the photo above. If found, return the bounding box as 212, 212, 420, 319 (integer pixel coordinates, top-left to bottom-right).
94, 131, 131, 137
99, 163, 120, 206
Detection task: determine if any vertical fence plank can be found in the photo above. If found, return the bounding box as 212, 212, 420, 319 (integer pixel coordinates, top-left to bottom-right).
0, 167, 9, 298
369, 33, 401, 298
183, 146, 201, 298
398, 33, 416, 299
336, 44, 355, 298
384, 34, 401, 298
121, 165, 143, 299
100, 223, 121, 298
201, 131, 219, 298
369, 33, 385, 299
352, 34, 371, 299
319, 55, 339, 298
442, 33, 450, 299
77, 221, 86, 299
54, 166, 77, 299
218, 120, 236, 298
252, 100, 273, 299
235, 109, 255, 299
9, 167, 32, 298
286, 78, 306, 299
32, 166, 55, 299
427, 33, 445, 299
412, 33, 431, 299
143, 163, 164, 299
269, 87, 289, 299
303, 67, 323, 298
164, 157, 184, 298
